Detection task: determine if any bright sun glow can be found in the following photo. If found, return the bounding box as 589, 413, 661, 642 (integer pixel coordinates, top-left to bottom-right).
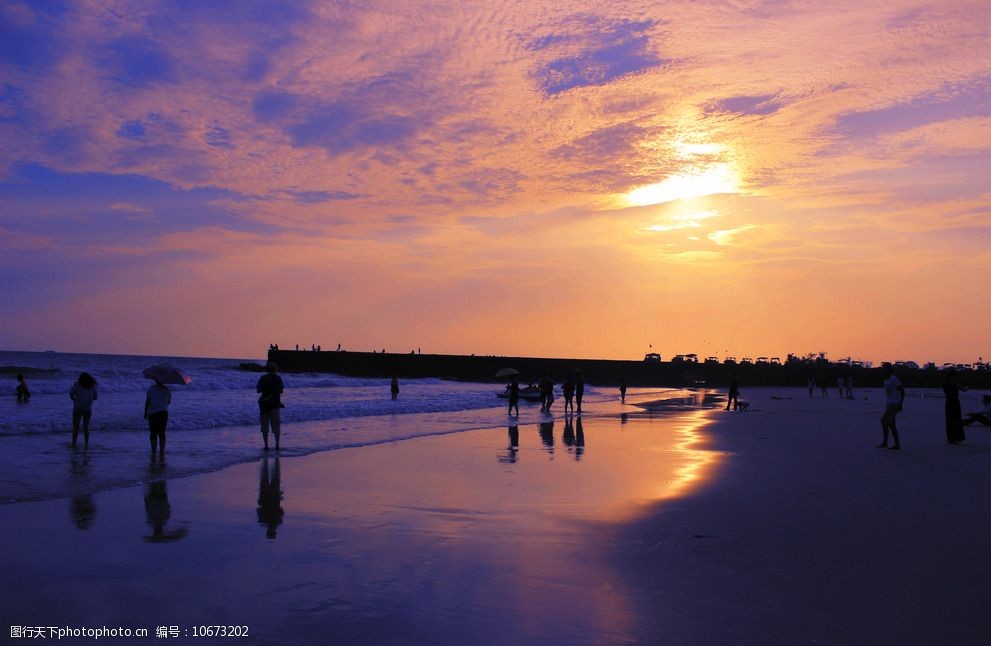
625, 163, 739, 207
644, 209, 720, 233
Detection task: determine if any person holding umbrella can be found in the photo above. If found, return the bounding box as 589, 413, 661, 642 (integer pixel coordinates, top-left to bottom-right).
145, 380, 171, 453
142, 365, 191, 454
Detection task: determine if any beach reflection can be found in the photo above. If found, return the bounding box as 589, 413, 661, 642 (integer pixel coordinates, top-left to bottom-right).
257, 456, 285, 539
489, 407, 718, 519
273, 408, 722, 643
538, 419, 555, 456
498, 425, 519, 464
575, 416, 585, 460
562, 415, 585, 461
651, 409, 719, 502
143, 479, 188, 543
68, 450, 96, 530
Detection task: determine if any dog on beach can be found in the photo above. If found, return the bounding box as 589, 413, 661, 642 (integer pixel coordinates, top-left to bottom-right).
735, 400, 750, 412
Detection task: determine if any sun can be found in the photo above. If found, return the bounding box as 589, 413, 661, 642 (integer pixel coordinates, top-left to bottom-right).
625, 163, 740, 207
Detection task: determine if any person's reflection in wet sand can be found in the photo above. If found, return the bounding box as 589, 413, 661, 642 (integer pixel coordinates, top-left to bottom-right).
68, 450, 96, 530
148, 450, 166, 476
499, 425, 520, 464
621, 412, 629, 425
575, 416, 585, 461
563, 415, 576, 454
144, 479, 188, 543
539, 419, 555, 457
257, 456, 285, 539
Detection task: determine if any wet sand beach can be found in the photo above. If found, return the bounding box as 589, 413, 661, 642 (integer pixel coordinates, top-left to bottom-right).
3, 388, 991, 644
0, 402, 714, 645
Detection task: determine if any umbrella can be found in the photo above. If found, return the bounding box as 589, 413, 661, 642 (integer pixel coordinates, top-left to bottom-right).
494, 368, 520, 378
143, 365, 191, 385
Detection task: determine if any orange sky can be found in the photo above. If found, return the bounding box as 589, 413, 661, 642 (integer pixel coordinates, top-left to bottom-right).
1, 1, 989, 364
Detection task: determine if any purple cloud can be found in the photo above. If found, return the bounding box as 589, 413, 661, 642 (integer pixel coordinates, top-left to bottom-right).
529, 17, 664, 95
706, 94, 783, 116
834, 80, 991, 139
96, 37, 178, 88
551, 122, 648, 162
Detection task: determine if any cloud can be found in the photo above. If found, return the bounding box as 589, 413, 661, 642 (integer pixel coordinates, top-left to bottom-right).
252, 90, 298, 123
0, 164, 264, 249
282, 189, 362, 204
288, 103, 421, 154
529, 16, 665, 95
2, 0, 991, 362
552, 122, 649, 162
205, 125, 233, 149
0, 2, 67, 72
706, 93, 783, 116
115, 120, 146, 140
833, 78, 991, 139
96, 36, 178, 88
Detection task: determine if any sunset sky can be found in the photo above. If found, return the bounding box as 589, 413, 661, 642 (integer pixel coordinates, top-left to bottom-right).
2, 1, 989, 364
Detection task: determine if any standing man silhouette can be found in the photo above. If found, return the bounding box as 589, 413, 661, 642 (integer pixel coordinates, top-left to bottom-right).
257, 361, 285, 451
878, 364, 905, 450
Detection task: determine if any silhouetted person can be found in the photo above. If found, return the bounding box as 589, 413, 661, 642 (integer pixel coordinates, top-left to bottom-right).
845, 375, 855, 399
963, 395, 991, 426
942, 370, 965, 444
144, 480, 188, 542
878, 364, 905, 450
539, 374, 554, 413
16, 374, 30, 403
807, 375, 815, 398
257, 361, 284, 451
820, 377, 829, 398
69, 372, 98, 448
144, 380, 171, 453
391, 375, 400, 400
507, 376, 520, 416
726, 375, 739, 411
575, 371, 585, 414
257, 456, 285, 539
563, 375, 576, 413
619, 377, 627, 403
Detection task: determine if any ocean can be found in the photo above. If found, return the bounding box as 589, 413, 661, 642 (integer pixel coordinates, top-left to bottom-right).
0, 350, 689, 504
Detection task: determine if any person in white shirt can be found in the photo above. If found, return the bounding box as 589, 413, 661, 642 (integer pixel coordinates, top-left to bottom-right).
145, 381, 172, 453
878, 364, 905, 450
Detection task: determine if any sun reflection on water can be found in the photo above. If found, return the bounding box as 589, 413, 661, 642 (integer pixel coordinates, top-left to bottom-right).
656, 408, 721, 502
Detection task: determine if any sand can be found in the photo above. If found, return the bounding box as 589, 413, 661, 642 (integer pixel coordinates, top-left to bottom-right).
2, 387, 990, 644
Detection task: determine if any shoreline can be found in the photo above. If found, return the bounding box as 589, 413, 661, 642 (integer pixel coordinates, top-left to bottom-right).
0, 404, 718, 644
3, 388, 990, 643
0, 385, 700, 505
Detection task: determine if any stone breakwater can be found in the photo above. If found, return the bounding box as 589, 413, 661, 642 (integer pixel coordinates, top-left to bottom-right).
265, 350, 990, 388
